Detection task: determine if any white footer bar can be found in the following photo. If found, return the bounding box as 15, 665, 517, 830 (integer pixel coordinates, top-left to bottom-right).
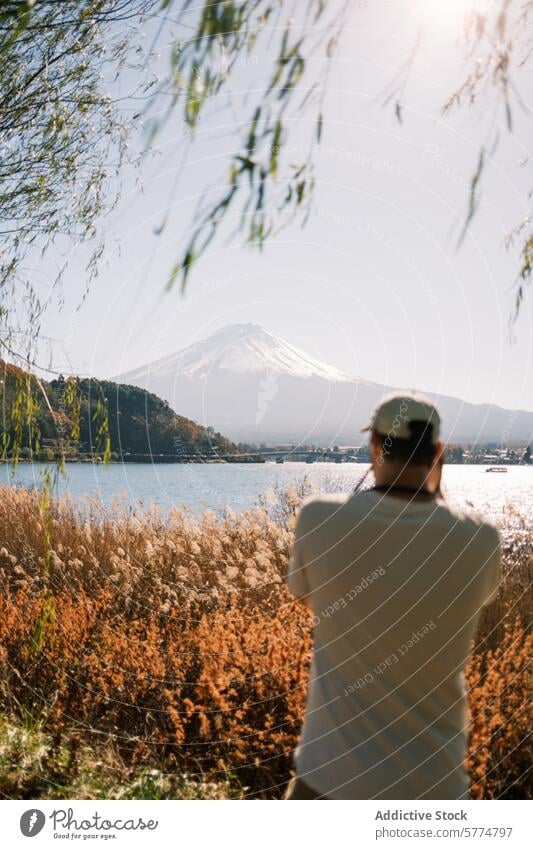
3, 799, 528, 848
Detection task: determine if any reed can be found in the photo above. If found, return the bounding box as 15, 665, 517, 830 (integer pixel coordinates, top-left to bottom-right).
0, 485, 530, 798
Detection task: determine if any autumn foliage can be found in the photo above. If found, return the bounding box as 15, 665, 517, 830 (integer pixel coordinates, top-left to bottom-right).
0, 485, 530, 798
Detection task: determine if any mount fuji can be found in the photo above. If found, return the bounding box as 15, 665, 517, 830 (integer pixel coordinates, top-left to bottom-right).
114, 324, 533, 446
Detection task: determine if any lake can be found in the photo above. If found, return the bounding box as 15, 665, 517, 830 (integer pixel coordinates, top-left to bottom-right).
1, 462, 532, 525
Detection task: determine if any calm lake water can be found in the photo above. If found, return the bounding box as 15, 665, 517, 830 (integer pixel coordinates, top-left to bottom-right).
1, 462, 532, 525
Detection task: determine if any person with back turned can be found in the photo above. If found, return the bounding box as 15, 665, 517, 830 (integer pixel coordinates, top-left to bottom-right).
286, 391, 501, 800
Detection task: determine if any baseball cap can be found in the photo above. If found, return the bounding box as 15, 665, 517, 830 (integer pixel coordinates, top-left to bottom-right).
362, 390, 441, 444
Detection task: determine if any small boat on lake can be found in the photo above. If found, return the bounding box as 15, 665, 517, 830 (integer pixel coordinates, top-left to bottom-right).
485, 466, 508, 473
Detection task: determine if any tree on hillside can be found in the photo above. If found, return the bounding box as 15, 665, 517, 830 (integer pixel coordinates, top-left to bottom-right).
0, 362, 237, 459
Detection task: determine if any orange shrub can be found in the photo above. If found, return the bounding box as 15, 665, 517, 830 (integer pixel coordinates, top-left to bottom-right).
467, 621, 532, 799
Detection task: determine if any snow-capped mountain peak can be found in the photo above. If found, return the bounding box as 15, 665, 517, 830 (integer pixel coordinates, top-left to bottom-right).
120, 324, 357, 383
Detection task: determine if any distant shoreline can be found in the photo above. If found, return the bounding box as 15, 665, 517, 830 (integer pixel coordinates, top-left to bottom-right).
4, 456, 266, 465
4, 457, 532, 467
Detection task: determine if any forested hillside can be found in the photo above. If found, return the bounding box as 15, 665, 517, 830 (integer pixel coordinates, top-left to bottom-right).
0, 361, 238, 460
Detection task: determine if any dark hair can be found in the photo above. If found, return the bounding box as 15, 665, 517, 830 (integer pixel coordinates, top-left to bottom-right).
373, 420, 437, 467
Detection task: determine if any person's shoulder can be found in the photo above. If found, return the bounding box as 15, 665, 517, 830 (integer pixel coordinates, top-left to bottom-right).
300, 492, 351, 511
298, 492, 351, 522
436, 501, 500, 544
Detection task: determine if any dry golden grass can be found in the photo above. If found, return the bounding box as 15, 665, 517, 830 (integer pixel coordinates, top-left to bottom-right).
0, 484, 530, 798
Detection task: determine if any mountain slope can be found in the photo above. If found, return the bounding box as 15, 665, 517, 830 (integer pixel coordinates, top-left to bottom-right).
114, 324, 533, 446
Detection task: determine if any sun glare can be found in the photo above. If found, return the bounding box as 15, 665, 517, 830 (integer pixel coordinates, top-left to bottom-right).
415, 0, 490, 33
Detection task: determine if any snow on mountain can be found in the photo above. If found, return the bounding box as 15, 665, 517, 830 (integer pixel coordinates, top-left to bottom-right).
119, 324, 357, 383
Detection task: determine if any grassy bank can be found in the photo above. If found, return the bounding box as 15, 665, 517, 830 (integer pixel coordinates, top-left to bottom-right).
0, 485, 531, 799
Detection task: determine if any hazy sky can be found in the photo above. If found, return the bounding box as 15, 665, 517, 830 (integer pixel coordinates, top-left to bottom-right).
35, 0, 533, 412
